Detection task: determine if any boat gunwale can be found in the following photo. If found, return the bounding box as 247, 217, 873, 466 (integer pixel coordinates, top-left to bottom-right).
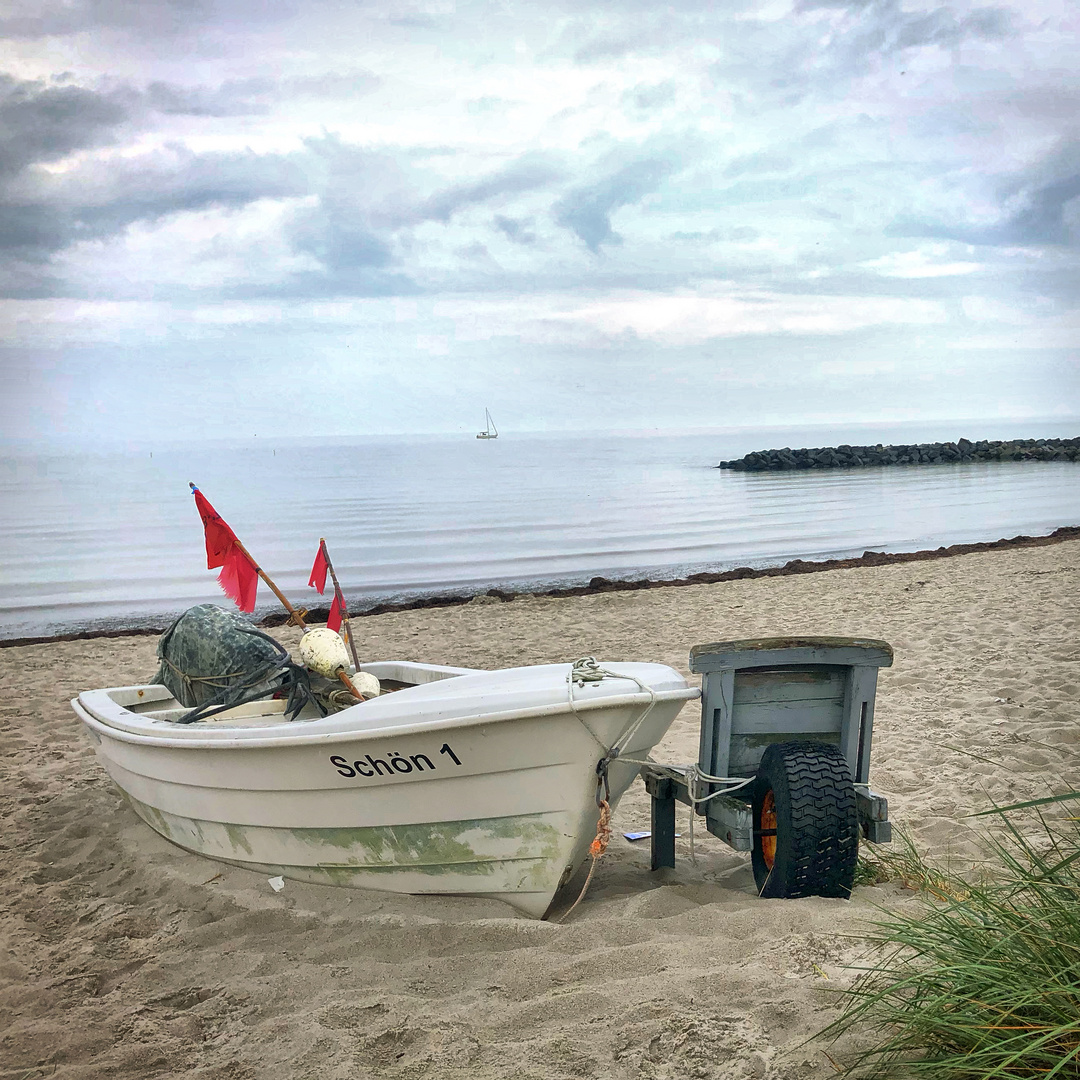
73, 684, 700, 751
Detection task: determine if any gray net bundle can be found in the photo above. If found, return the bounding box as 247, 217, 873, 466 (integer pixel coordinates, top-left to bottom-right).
154, 604, 322, 723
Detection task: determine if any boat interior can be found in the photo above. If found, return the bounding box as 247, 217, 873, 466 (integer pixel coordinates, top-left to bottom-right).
109, 661, 480, 727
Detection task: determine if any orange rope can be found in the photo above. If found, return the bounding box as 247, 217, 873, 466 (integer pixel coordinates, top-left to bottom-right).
590, 799, 612, 858
556, 799, 611, 923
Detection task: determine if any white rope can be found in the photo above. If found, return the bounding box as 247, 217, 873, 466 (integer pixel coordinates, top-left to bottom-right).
564, 658, 755, 877
618, 758, 755, 803
554, 657, 663, 917
566, 656, 659, 758
617, 757, 756, 865
689, 795, 696, 864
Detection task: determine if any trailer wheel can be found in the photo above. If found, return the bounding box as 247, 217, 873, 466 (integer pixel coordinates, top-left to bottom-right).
751, 741, 858, 899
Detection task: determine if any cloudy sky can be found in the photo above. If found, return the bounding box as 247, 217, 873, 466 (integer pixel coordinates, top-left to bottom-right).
1, 0, 1078, 444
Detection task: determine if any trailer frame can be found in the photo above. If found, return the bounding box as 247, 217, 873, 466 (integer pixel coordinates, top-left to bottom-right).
641, 637, 893, 883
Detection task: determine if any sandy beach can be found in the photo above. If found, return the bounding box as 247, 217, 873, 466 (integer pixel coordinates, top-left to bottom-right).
3, 539, 1078, 1079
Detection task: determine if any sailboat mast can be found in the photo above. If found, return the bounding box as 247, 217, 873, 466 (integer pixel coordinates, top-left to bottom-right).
477, 407, 498, 439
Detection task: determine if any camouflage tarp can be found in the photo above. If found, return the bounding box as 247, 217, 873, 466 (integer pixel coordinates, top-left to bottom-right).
154, 604, 320, 723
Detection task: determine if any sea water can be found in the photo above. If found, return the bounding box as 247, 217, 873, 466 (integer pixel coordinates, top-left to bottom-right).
2, 422, 1078, 640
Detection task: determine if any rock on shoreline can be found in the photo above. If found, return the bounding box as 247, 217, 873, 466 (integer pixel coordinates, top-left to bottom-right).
717, 436, 1080, 471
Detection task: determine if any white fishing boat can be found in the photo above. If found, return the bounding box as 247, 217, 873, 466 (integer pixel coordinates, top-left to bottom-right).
476, 408, 498, 440
72, 658, 697, 917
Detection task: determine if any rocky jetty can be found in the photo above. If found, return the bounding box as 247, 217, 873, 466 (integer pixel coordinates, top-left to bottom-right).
717, 436, 1080, 471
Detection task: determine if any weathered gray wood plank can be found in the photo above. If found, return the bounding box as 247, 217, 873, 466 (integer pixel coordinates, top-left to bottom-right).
729, 730, 842, 774
733, 667, 846, 704
691, 637, 893, 673
730, 703, 844, 735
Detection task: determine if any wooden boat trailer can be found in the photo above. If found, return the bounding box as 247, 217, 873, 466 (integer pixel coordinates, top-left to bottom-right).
639, 637, 893, 897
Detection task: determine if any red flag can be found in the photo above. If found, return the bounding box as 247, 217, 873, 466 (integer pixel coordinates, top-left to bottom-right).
193, 487, 237, 569
308, 543, 329, 594
327, 590, 343, 633
191, 486, 258, 613
217, 549, 258, 612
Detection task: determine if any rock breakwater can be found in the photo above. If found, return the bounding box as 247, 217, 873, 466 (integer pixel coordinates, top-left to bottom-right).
717, 436, 1080, 471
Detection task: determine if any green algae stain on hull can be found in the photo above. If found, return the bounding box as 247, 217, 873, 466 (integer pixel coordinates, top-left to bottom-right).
223, 822, 255, 855
123, 794, 569, 894
126, 795, 173, 840
293, 816, 564, 879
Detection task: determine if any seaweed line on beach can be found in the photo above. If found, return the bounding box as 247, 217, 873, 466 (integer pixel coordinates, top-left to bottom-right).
4, 524, 1078, 649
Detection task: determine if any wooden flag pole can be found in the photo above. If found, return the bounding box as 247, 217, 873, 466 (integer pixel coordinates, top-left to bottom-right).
236, 545, 355, 694
232, 538, 308, 629
189, 483, 307, 629
319, 538, 361, 670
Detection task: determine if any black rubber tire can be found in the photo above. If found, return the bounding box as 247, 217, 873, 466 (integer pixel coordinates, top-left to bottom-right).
751, 741, 859, 899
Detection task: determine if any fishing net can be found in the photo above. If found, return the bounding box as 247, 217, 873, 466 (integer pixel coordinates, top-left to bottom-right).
154, 604, 322, 723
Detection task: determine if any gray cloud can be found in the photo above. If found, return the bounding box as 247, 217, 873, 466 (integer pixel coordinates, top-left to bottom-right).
997, 149, 1080, 246
0, 202, 76, 261
271, 146, 564, 293
0, 72, 342, 284
289, 198, 394, 273
795, 0, 1014, 42
0, 67, 379, 185
494, 215, 536, 244
0, 0, 330, 40
553, 155, 676, 251
0, 75, 131, 177
624, 81, 677, 111
705, 1, 1018, 112
0, 144, 310, 270
0, 1, 1073, 314
416, 154, 564, 224
892, 138, 1080, 248
144, 78, 276, 117
905, 105, 999, 139
0, 106, 564, 297
78, 147, 309, 225
0, 0, 219, 39
809, 1, 1015, 71
145, 71, 380, 116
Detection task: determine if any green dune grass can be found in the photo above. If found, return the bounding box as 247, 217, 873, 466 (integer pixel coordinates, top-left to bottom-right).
823, 793, 1080, 1078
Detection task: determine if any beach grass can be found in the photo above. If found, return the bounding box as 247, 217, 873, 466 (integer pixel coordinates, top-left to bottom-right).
824, 794, 1080, 1078
852, 829, 972, 902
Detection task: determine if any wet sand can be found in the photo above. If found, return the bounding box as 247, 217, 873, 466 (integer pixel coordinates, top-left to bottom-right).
2, 539, 1078, 1078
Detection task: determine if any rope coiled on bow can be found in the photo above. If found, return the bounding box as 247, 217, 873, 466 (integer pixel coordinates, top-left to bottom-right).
557, 657, 661, 920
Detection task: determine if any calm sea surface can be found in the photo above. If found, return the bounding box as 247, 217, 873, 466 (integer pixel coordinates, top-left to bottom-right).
2, 423, 1078, 640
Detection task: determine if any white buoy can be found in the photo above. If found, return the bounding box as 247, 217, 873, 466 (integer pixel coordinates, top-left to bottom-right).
350, 671, 381, 699
297, 628, 351, 679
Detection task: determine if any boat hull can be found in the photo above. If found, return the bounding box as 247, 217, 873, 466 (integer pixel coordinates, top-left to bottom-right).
74, 662, 696, 917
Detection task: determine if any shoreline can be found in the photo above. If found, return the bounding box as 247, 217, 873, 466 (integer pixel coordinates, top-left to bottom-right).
3, 523, 1077, 649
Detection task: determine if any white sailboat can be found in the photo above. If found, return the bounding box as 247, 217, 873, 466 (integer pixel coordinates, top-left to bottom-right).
476, 408, 498, 440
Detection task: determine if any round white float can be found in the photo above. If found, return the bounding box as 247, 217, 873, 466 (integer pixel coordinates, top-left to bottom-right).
349, 671, 381, 699
297, 627, 351, 678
